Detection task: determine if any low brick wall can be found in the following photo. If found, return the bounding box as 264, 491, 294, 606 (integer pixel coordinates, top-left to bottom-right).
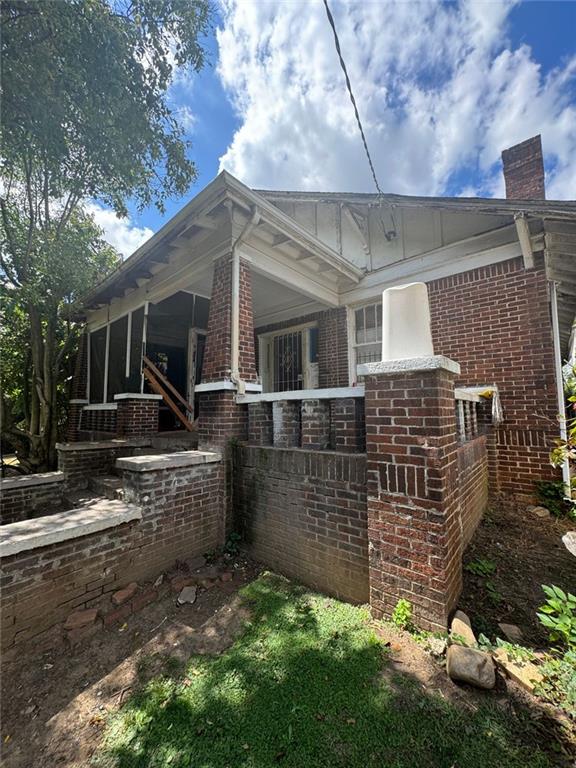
233, 445, 368, 603
81, 406, 117, 434
1, 452, 224, 653
56, 439, 150, 491
0, 472, 66, 525
458, 435, 489, 546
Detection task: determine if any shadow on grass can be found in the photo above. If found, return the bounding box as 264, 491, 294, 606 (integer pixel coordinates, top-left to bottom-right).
93, 574, 565, 768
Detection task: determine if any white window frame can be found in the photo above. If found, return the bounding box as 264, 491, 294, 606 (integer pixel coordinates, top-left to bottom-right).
348, 300, 383, 382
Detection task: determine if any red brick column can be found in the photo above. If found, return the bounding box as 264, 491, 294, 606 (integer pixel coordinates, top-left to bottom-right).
197, 254, 258, 449
115, 395, 161, 437
362, 357, 462, 632
331, 397, 365, 453
248, 402, 273, 445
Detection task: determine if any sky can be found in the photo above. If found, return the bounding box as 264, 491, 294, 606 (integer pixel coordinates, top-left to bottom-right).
91, 0, 576, 257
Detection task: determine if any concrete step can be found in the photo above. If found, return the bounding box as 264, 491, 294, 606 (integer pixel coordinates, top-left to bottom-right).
88, 475, 124, 501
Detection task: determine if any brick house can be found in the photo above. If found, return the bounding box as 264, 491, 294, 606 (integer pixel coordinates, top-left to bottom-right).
70, 135, 575, 501
4, 135, 576, 650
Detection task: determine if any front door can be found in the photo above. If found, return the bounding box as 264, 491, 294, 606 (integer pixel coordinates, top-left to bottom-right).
260, 325, 319, 392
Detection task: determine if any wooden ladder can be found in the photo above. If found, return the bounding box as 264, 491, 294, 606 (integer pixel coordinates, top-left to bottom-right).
142, 355, 195, 432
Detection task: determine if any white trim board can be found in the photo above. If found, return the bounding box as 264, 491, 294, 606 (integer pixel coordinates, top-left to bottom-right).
237, 386, 364, 404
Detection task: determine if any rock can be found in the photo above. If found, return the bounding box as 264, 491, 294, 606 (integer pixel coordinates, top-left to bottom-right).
132, 588, 158, 612
177, 586, 197, 605
153, 574, 164, 588
562, 531, 576, 558
199, 577, 217, 590
171, 575, 193, 593
498, 622, 523, 643
112, 582, 138, 606
220, 572, 233, 583
493, 649, 543, 693
426, 636, 447, 657
531, 506, 550, 518
450, 610, 476, 647
446, 645, 496, 689
187, 555, 207, 571
63, 608, 98, 631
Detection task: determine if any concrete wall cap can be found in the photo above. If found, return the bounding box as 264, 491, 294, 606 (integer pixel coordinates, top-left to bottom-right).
116, 450, 222, 472
56, 438, 152, 451
0, 500, 142, 558
358, 355, 461, 377
0, 471, 65, 491
113, 393, 163, 401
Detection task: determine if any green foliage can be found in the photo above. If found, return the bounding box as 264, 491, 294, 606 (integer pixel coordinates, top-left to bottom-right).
94, 574, 557, 767
0, 0, 211, 470
537, 585, 576, 649
224, 532, 242, 557
465, 558, 497, 577
535, 480, 574, 519
485, 580, 503, 606
391, 599, 413, 631
477, 634, 535, 662
534, 650, 576, 717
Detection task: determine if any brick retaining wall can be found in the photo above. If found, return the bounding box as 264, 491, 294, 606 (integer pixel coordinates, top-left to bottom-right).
233, 446, 368, 603
1, 453, 223, 653
0, 473, 66, 525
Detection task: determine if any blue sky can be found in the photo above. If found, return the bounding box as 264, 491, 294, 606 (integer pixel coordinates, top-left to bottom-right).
92, 0, 576, 256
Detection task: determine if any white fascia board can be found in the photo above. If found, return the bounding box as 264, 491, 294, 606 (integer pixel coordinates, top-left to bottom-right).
342, 238, 523, 305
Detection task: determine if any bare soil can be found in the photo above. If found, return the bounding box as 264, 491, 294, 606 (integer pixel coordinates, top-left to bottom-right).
459, 502, 576, 646
1, 559, 259, 768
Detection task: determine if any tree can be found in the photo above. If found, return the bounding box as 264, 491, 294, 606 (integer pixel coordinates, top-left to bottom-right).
0, 0, 212, 471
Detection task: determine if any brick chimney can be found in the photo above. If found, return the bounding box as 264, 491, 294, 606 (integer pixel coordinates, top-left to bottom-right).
501, 135, 545, 199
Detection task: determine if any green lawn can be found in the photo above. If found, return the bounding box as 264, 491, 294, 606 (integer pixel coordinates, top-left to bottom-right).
94, 573, 557, 768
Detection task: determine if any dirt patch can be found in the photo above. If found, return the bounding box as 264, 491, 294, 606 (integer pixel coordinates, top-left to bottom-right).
459, 503, 576, 646
1, 559, 259, 768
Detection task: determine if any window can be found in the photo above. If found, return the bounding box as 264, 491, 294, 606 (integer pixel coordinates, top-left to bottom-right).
89, 327, 107, 403
258, 323, 318, 392
353, 302, 382, 366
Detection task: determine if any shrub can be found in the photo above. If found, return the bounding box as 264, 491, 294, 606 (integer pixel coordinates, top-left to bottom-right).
537, 585, 576, 649
534, 480, 574, 519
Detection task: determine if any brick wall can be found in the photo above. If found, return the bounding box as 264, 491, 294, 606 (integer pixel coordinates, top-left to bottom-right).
0, 473, 66, 525
458, 435, 489, 547
57, 441, 146, 491
428, 256, 558, 500
116, 397, 159, 437
255, 306, 349, 388
233, 445, 368, 603
1, 458, 224, 653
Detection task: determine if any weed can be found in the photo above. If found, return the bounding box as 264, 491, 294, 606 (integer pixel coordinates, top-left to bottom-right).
465, 558, 497, 577
534, 650, 576, 717
537, 585, 576, 649
391, 599, 413, 631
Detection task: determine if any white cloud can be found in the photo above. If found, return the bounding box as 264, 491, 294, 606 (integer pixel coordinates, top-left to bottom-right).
86, 203, 153, 258
216, 0, 576, 199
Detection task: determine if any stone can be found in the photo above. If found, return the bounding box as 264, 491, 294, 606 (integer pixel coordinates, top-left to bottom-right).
493, 649, 543, 693
111, 582, 138, 606
531, 506, 550, 518
171, 575, 193, 593
177, 586, 197, 605
153, 574, 164, 588
220, 572, 233, 583
63, 608, 98, 631
66, 619, 102, 645
131, 588, 158, 613
446, 645, 496, 690
498, 623, 523, 643
199, 577, 217, 590
103, 603, 132, 627
562, 531, 576, 557
450, 610, 476, 647
187, 555, 207, 571
426, 636, 447, 657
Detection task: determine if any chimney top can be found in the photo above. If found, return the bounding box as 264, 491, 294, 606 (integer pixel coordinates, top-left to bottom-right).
501, 135, 545, 200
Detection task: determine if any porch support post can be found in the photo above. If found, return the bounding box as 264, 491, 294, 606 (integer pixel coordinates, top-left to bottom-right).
66, 330, 89, 442
197, 253, 258, 450
362, 356, 463, 632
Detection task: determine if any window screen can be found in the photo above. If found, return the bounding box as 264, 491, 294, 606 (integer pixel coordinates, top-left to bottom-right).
126, 307, 145, 392
107, 315, 128, 401
89, 327, 107, 403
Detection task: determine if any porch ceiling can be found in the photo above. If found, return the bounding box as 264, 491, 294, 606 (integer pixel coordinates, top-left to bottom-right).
545, 219, 576, 354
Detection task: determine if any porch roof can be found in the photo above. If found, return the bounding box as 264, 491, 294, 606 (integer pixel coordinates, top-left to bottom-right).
78, 172, 363, 313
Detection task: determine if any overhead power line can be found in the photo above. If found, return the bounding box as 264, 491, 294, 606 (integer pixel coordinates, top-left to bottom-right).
322, 0, 396, 240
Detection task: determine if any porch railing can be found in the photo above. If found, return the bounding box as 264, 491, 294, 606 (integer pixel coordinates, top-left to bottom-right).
142, 355, 195, 432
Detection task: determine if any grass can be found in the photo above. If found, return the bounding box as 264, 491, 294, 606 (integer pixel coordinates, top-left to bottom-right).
94, 573, 559, 768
